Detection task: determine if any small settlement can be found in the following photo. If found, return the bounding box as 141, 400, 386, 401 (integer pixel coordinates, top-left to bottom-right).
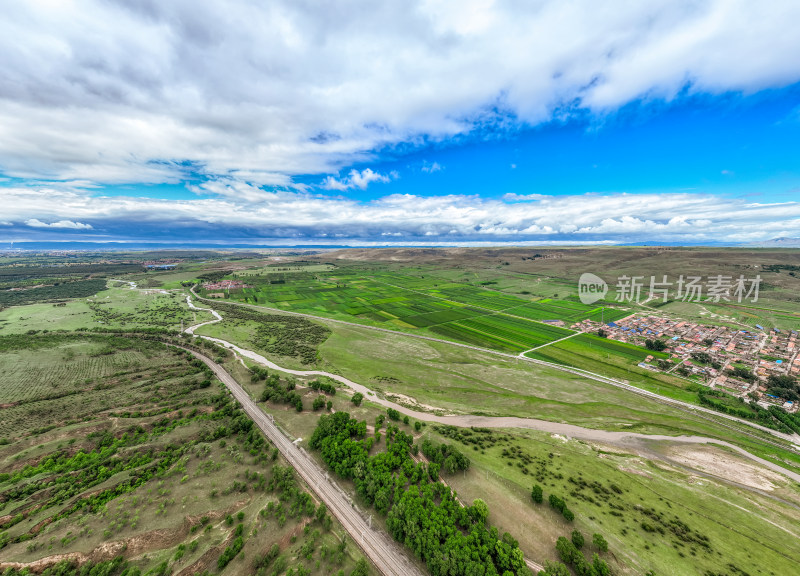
573, 314, 799, 413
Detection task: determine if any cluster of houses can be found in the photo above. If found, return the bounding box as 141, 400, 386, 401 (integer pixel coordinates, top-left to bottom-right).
572, 314, 798, 412
201, 279, 249, 298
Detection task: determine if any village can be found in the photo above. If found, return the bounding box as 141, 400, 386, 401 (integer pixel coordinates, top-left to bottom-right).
572, 313, 800, 413
201, 279, 250, 298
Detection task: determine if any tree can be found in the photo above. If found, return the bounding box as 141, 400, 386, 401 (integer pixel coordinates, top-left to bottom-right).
428, 462, 440, 480
351, 392, 364, 406
350, 557, 369, 576
597, 329, 607, 338
531, 484, 543, 504
571, 530, 584, 549
471, 499, 489, 525
414, 421, 422, 432
555, 537, 577, 564
592, 553, 611, 576
645, 339, 667, 351
313, 395, 326, 411
592, 533, 608, 553
316, 503, 327, 523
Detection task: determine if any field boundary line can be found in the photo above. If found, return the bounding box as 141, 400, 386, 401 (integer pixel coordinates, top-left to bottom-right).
519, 332, 582, 356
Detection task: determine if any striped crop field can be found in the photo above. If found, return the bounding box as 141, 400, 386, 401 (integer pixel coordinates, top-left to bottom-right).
205, 266, 630, 353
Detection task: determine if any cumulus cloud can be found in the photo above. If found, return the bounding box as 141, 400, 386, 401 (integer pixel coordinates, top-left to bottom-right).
1, 185, 799, 244
25, 218, 93, 230
0, 1, 799, 185
322, 169, 393, 191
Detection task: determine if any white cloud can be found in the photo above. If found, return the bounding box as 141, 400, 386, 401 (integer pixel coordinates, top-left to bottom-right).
2, 185, 799, 243
421, 161, 443, 173
322, 168, 392, 191
0, 1, 798, 184
25, 218, 93, 229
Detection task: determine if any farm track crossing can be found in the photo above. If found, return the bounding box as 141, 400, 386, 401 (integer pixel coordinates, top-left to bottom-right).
188, 288, 800, 450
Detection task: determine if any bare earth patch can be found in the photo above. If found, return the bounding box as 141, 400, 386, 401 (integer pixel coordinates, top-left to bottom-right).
665, 445, 785, 491
385, 392, 449, 415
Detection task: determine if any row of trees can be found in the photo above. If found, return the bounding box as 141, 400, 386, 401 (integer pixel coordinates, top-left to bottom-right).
309, 412, 528, 575
697, 388, 796, 434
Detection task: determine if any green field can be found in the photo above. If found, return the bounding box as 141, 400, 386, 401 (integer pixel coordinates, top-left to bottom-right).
439, 426, 800, 576
0, 284, 212, 334
197, 265, 632, 353
3, 248, 800, 576
526, 334, 699, 402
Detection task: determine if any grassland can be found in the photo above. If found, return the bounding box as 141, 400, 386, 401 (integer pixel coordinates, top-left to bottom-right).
436, 426, 800, 576
0, 285, 212, 335
236, 363, 800, 576
0, 334, 371, 576
193, 306, 800, 479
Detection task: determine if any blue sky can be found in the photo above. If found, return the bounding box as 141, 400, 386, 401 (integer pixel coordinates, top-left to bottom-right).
2, 1, 800, 245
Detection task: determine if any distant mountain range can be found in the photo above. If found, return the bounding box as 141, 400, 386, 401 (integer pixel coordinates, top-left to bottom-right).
745, 237, 800, 248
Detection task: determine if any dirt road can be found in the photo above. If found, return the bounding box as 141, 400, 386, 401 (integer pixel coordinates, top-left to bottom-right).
184, 296, 800, 485
187, 289, 800, 448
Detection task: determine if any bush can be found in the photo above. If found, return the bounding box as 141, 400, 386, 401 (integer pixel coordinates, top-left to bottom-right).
593, 533, 608, 553
351, 392, 364, 406
571, 530, 584, 549
531, 484, 543, 504
350, 558, 369, 576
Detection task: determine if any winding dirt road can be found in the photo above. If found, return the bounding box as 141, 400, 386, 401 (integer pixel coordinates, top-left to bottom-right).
184, 296, 800, 485
188, 288, 800, 448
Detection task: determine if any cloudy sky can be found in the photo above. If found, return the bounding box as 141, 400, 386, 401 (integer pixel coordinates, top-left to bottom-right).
2, 0, 800, 246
